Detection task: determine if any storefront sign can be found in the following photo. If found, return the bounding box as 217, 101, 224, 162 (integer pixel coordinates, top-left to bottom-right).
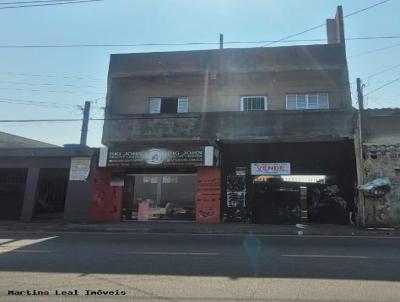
235, 167, 247, 176
107, 147, 209, 167
69, 157, 91, 181
251, 162, 291, 175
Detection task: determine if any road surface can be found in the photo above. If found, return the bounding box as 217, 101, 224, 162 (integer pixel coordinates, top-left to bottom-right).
0, 231, 399, 301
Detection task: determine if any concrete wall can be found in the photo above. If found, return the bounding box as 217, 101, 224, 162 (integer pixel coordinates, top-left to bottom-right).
103, 110, 356, 146
109, 70, 349, 115
363, 145, 400, 226
63, 158, 96, 223
360, 109, 400, 227
363, 110, 400, 145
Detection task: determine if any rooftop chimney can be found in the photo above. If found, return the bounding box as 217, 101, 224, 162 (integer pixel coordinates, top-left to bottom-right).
326, 6, 345, 45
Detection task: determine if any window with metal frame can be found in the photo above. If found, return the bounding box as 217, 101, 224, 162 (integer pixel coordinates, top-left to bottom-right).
149, 97, 189, 114
240, 96, 268, 111
286, 93, 329, 110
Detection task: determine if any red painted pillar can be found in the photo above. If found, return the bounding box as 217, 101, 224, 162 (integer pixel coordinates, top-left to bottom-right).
90, 168, 123, 223
90, 168, 109, 223
196, 167, 221, 224
107, 186, 123, 222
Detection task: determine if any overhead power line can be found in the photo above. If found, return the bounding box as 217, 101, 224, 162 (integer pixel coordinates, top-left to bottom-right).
344, 0, 391, 17
366, 63, 400, 79
0, 115, 205, 123
0, 79, 101, 88
0, 0, 102, 10
0, 0, 78, 4
349, 42, 400, 58
0, 86, 103, 95
365, 75, 400, 96
0, 71, 103, 81
262, 0, 392, 47
0, 95, 104, 108
0, 97, 77, 108
0, 35, 400, 49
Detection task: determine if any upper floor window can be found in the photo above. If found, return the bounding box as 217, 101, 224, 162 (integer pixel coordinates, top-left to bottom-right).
240, 96, 268, 111
286, 93, 329, 110
149, 97, 189, 114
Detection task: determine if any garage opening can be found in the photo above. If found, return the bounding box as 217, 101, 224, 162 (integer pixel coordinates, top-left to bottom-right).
252, 175, 349, 224
0, 169, 27, 220
221, 141, 356, 224
34, 168, 69, 220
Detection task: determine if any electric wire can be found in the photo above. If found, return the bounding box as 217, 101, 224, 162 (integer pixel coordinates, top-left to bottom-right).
0, 86, 103, 95
2, 35, 400, 49
364, 75, 400, 96
349, 42, 400, 58
0, 0, 102, 9
0, 97, 79, 108
0, 0, 83, 4
0, 80, 102, 88
262, 0, 392, 47
366, 63, 400, 79
0, 72, 103, 81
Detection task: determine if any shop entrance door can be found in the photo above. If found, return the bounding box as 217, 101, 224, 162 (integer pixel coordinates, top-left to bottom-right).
125, 174, 197, 220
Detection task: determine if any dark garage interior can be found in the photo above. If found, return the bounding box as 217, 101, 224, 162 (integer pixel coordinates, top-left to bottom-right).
221, 140, 357, 224
0, 169, 27, 220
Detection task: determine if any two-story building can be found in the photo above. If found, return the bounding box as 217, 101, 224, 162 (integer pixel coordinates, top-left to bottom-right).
97, 6, 357, 224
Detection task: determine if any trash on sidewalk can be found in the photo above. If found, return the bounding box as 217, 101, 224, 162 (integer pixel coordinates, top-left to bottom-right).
359, 177, 391, 197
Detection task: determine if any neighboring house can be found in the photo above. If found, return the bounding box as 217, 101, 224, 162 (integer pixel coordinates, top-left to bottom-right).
0, 131, 98, 222
358, 108, 400, 227
0, 131, 58, 148
98, 6, 357, 224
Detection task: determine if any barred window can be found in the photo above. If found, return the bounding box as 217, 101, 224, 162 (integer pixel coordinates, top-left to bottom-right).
240, 96, 267, 111
286, 93, 329, 110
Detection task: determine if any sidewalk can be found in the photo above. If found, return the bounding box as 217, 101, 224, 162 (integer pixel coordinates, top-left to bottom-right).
0, 220, 399, 236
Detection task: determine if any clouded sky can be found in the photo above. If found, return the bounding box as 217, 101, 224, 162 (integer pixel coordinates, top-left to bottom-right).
0, 0, 399, 146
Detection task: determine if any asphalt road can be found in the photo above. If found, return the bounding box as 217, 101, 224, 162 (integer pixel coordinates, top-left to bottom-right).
0, 231, 399, 302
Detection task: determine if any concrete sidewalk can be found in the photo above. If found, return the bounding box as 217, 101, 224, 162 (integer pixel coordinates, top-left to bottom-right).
0, 220, 399, 236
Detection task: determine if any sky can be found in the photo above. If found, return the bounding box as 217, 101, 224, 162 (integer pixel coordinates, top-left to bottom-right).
0, 0, 399, 147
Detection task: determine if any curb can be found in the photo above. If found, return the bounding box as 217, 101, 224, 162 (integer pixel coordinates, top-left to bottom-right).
0, 223, 399, 237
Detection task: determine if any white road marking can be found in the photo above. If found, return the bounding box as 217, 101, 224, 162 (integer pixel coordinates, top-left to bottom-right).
0, 248, 50, 253
0, 236, 57, 254
127, 251, 220, 256
0, 239, 13, 244
281, 254, 369, 259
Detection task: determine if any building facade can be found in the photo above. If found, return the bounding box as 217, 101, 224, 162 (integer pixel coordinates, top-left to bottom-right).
0, 145, 98, 223
99, 6, 358, 224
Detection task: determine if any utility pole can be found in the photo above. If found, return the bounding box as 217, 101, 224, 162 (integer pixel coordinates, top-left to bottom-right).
357, 78, 365, 142
80, 101, 91, 146
356, 78, 366, 226
219, 33, 224, 49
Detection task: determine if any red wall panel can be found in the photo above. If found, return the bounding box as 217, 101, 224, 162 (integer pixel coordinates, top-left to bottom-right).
196, 167, 221, 224
90, 168, 123, 223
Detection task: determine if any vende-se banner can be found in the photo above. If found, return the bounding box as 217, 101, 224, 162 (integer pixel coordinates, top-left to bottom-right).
251, 162, 291, 175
